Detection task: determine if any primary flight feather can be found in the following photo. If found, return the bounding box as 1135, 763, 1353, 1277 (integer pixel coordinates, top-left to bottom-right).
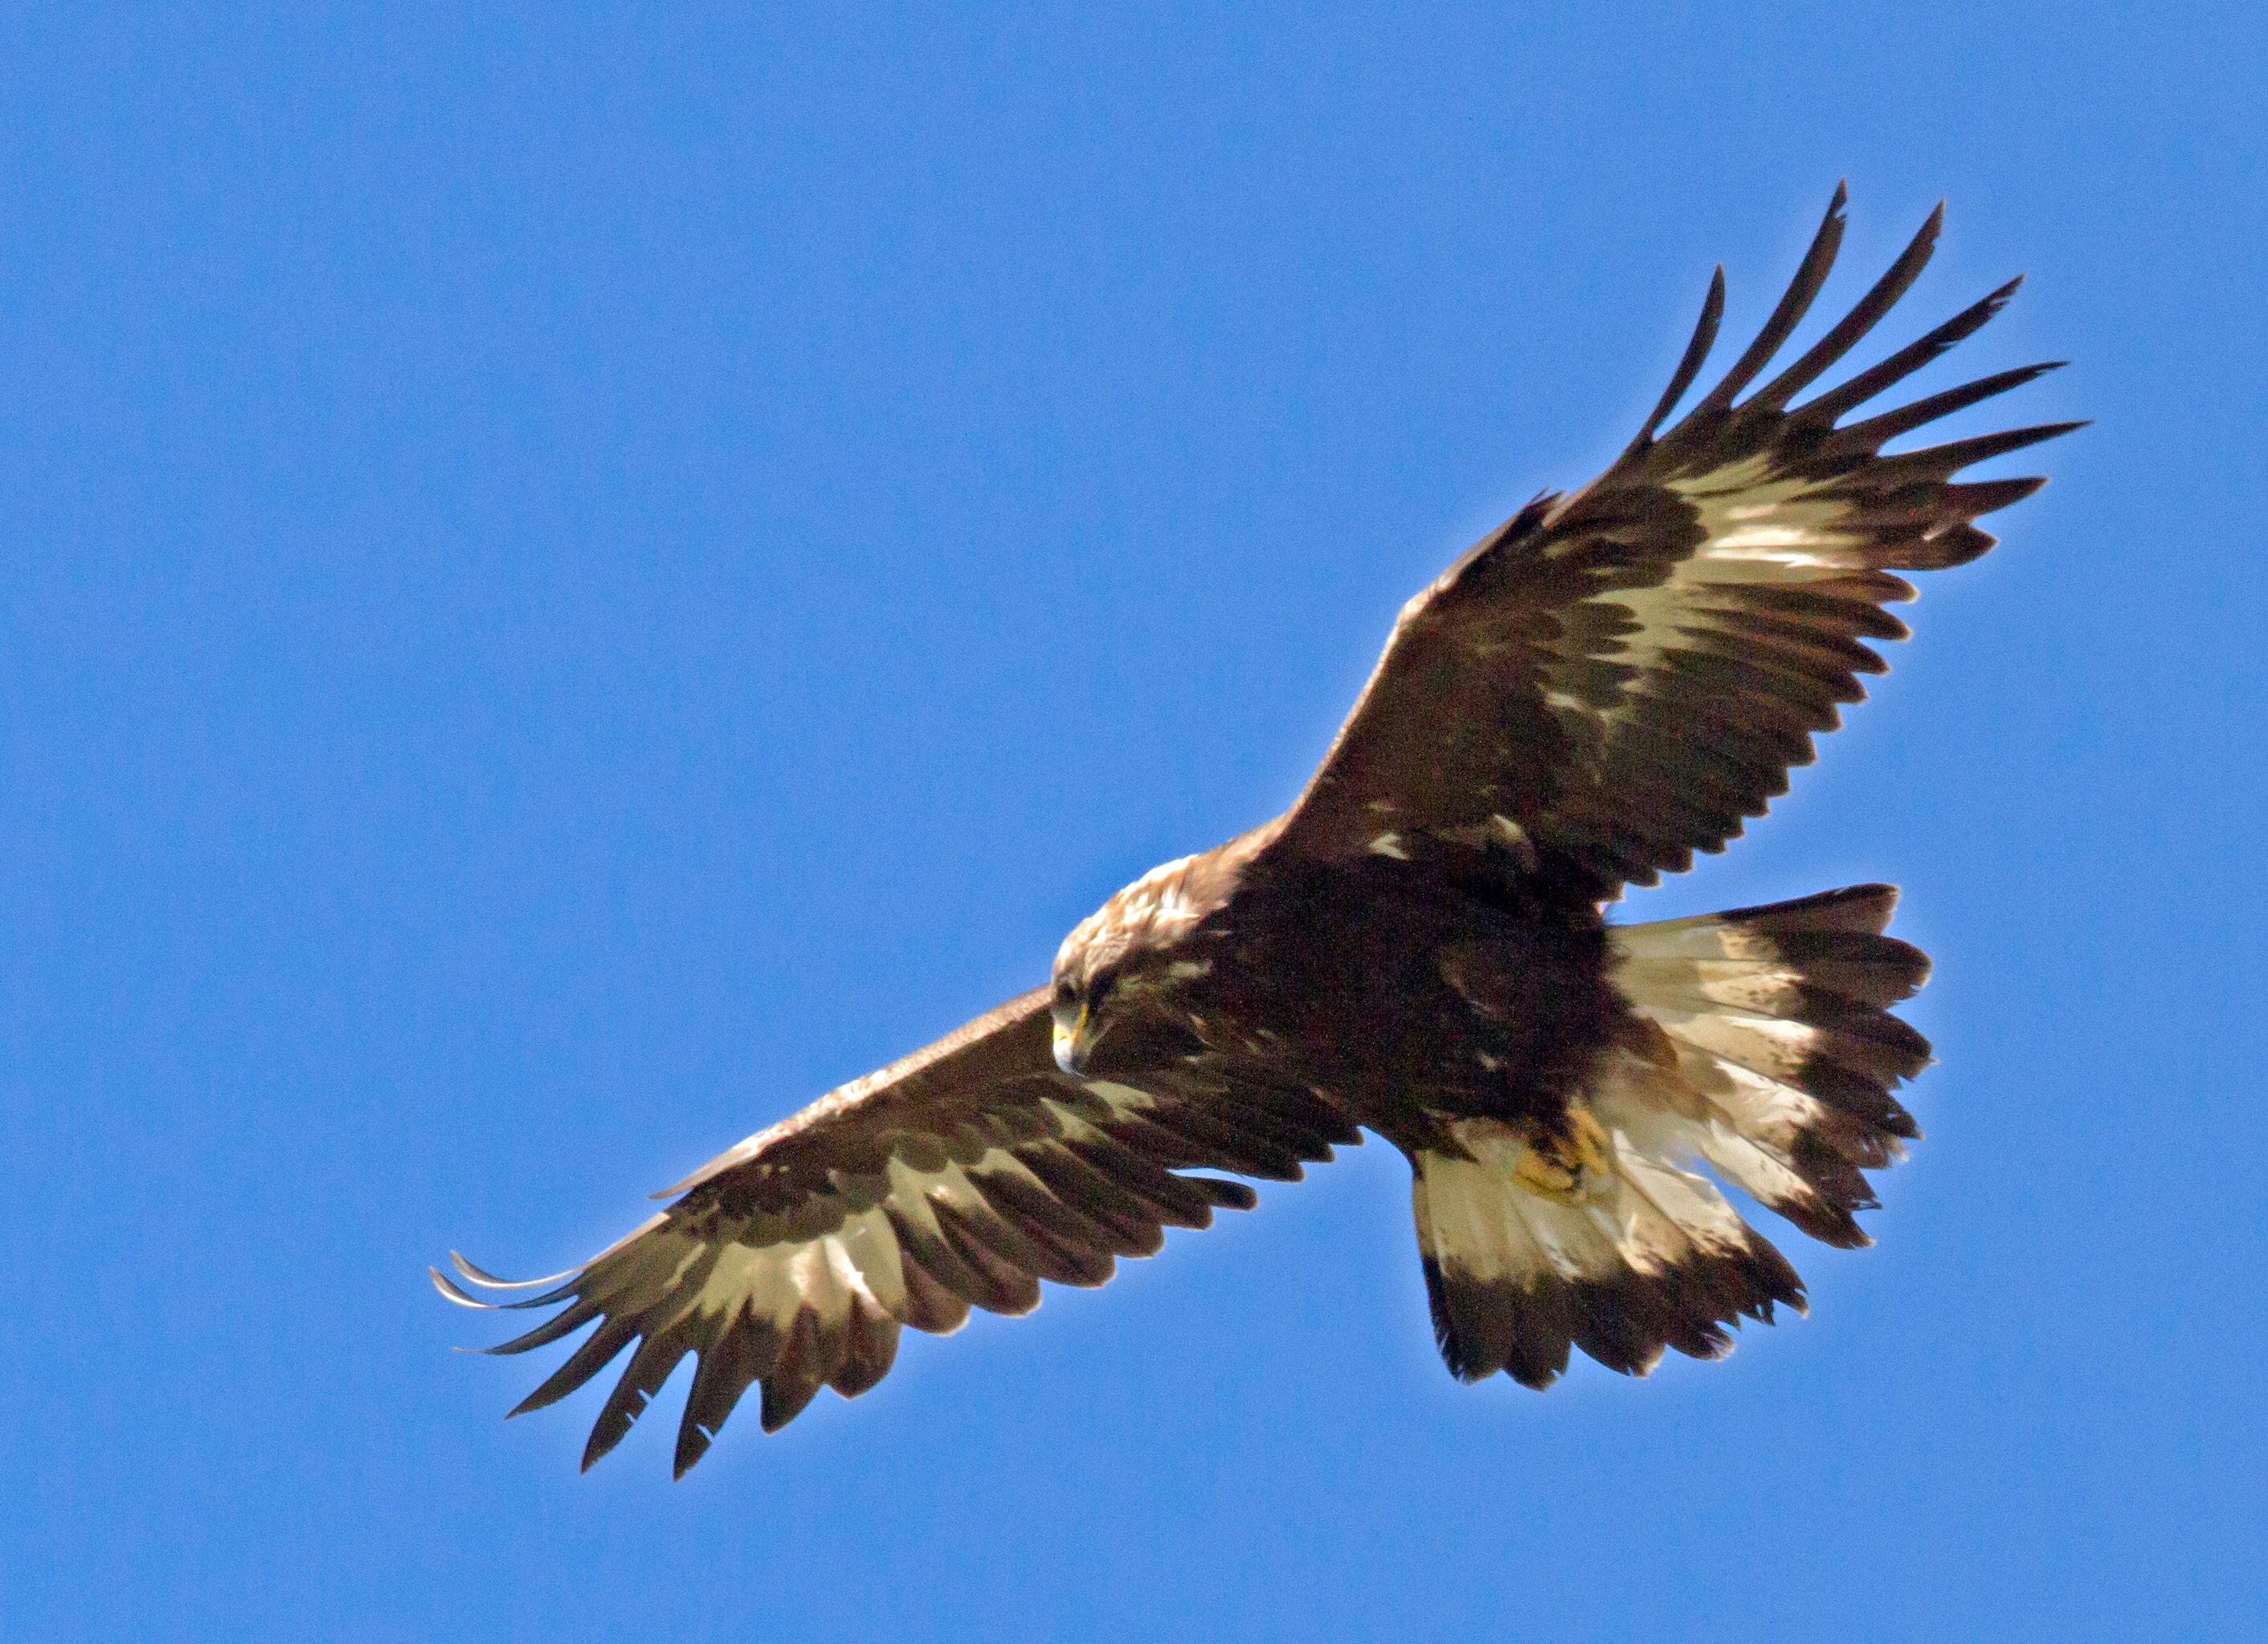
436, 189, 2074, 1474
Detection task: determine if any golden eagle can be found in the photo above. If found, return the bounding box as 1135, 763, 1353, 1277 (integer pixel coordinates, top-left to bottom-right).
436, 189, 2073, 1475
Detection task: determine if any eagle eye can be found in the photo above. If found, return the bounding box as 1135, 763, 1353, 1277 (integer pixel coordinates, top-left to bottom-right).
1053, 979, 1077, 1007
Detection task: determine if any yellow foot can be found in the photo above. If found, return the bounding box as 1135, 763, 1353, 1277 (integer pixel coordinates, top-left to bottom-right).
1511, 1104, 1615, 1202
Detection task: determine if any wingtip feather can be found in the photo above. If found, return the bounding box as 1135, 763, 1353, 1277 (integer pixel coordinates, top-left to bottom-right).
449, 1249, 578, 1290
431, 1266, 492, 1308
1687, 190, 1849, 419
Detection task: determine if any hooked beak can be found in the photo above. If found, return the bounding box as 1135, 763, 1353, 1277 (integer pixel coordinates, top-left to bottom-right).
1052, 1000, 1098, 1077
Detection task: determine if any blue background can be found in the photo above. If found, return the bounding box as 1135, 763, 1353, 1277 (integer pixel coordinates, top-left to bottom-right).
6, 6, 2262, 1640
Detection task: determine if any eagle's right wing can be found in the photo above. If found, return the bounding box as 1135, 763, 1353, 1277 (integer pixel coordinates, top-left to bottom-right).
1270, 188, 2076, 902
435, 988, 1355, 1475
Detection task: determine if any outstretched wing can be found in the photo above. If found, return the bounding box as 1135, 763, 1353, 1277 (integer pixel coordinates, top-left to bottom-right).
435, 988, 1356, 1475
1273, 187, 2078, 898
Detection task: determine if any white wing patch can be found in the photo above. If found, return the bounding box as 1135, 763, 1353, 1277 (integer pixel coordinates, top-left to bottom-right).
689, 1211, 901, 1333
657, 1078, 1168, 1340
1551, 457, 1876, 749
1673, 456, 1866, 564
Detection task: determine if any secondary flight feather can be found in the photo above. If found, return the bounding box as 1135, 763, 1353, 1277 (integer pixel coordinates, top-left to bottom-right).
436, 189, 2074, 1474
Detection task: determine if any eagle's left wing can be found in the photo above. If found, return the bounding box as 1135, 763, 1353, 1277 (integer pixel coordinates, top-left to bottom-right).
436, 988, 1354, 1474
1271, 189, 2078, 899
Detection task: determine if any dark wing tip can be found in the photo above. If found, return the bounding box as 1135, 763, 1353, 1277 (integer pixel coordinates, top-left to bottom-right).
1748, 197, 1951, 414
1825, 361, 2070, 454
672, 1425, 713, 1481
1686, 187, 1851, 421
1799, 272, 2030, 427
1628, 264, 1729, 452
1951, 473, 2052, 514
1184, 1175, 1260, 1211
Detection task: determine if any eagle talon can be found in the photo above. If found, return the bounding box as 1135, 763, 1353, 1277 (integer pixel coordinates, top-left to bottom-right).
1514, 1105, 1615, 1202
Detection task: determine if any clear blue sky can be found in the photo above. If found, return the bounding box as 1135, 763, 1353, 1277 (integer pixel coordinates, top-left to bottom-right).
6, 6, 2262, 1641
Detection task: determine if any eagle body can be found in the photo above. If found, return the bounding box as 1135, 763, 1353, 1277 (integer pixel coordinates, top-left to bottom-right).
1092, 841, 1624, 1157
439, 190, 2074, 1475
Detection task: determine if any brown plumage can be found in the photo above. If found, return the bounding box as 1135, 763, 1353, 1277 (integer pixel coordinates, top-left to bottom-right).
437, 188, 2073, 1473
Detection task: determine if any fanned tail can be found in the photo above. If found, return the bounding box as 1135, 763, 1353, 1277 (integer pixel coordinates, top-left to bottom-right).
1607, 884, 1931, 1248
1412, 885, 1928, 1388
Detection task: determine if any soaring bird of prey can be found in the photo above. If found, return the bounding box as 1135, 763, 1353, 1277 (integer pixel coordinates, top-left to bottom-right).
437, 189, 2074, 1476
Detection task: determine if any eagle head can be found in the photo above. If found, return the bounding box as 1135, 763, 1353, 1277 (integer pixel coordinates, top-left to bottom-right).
1050, 853, 1219, 1076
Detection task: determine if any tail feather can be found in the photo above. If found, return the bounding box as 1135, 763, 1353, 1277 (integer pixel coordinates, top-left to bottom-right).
1613, 883, 1929, 1248
1412, 884, 1929, 1388
1415, 1118, 1806, 1387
